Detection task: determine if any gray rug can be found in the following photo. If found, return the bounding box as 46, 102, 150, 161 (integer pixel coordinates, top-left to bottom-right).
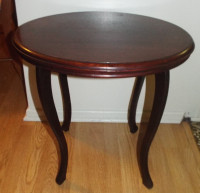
190, 122, 200, 150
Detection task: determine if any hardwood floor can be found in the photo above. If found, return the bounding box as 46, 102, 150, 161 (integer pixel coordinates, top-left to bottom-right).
0, 62, 200, 193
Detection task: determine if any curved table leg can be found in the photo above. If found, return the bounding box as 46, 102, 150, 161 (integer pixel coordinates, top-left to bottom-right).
137, 71, 169, 189
128, 76, 145, 133
36, 67, 68, 185
58, 74, 72, 131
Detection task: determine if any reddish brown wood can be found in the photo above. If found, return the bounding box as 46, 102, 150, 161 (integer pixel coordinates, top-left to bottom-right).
12, 12, 194, 78
128, 76, 145, 133
12, 12, 195, 189
137, 71, 169, 188
0, 0, 18, 59
0, 0, 25, 90
58, 74, 71, 131
36, 68, 68, 184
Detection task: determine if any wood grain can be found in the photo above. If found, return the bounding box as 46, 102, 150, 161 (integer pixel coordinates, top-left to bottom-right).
0, 121, 200, 193
0, 0, 18, 58
0, 60, 200, 193
0, 0, 25, 83
0, 60, 27, 190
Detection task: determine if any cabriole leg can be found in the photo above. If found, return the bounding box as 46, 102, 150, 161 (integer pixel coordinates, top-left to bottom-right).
59, 73, 72, 131
36, 67, 68, 185
137, 71, 169, 188
128, 76, 145, 133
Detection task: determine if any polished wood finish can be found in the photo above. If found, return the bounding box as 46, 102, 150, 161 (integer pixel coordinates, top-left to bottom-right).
0, 63, 199, 192
36, 68, 68, 184
0, 121, 200, 192
1, 63, 200, 192
12, 12, 195, 188
137, 71, 169, 188
0, 0, 18, 59
0, 0, 25, 88
58, 74, 72, 131
13, 12, 194, 78
128, 76, 145, 133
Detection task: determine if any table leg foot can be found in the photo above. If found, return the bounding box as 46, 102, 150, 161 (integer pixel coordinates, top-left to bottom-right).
36, 67, 68, 185
59, 74, 72, 131
137, 71, 169, 189
56, 174, 66, 185
128, 76, 145, 133
143, 178, 153, 189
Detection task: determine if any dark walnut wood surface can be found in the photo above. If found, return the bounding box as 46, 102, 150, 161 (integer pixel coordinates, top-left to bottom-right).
13, 12, 194, 77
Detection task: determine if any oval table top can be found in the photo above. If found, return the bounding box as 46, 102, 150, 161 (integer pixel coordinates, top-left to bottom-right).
13, 12, 194, 77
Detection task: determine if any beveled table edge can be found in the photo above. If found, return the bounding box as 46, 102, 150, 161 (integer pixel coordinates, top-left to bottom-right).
12, 40, 194, 78
12, 11, 195, 78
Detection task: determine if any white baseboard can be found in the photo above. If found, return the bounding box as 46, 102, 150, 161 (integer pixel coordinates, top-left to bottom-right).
191, 117, 200, 122
24, 108, 184, 123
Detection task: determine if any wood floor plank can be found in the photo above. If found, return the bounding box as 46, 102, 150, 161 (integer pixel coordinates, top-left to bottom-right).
0, 61, 200, 193
2, 122, 199, 193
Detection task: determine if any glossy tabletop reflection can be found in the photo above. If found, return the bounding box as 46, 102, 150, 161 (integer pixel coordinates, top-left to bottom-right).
13, 12, 194, 77
12, 12, 195, 189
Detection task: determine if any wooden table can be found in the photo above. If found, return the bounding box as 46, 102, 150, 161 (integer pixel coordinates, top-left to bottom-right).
12, 12, 194, 188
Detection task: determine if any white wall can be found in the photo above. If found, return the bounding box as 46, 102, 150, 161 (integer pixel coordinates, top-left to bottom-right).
15, 0, 200, 123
